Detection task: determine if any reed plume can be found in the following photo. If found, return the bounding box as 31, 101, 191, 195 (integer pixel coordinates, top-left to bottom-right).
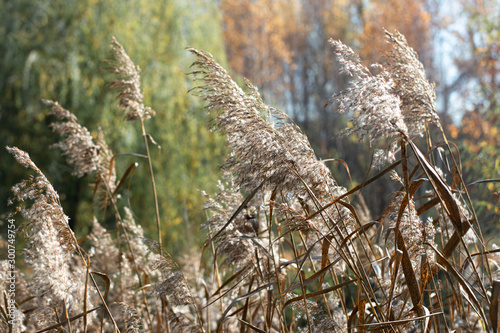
188, 48, 334, 199
4, 29, 495, 333
108, 37, 155, 121
7, 147, 91, 312
46, 99, 117, 197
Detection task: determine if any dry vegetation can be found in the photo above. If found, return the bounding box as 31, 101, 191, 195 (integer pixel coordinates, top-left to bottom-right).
2, 31, 499, 333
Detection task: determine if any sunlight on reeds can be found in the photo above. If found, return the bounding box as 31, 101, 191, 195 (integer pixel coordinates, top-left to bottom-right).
2, 31, 498, 333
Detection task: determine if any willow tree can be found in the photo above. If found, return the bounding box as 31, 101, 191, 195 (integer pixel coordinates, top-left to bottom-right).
1, 0, 226, 252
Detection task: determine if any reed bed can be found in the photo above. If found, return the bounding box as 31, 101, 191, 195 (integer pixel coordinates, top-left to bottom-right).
2, 31, 498, 333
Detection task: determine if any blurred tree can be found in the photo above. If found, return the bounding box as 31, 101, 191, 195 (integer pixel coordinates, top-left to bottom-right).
283, 0, 355, 150
445, 0, 499, 230
458, 0, 499, 109
0, 0, 114, 233
220, 0, 360, 153
0, 0, 227, 252
448, 111, 500, 231
220, 0, 295, 94
359, 0, 434, 68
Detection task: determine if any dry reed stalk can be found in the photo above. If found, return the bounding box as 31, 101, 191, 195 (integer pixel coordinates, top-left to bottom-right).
108, 37, 163, 256
4, 29, 497, 333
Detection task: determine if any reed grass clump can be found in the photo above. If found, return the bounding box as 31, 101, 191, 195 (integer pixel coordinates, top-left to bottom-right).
2, 31, 498, 333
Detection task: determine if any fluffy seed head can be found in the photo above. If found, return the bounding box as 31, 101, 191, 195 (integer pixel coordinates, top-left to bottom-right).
188, 48, 334, 199
6, 146, 87, 306
45, 100, 101, 177
46, 100, 117, 200
329, 39, 408, 144
385, 30, 440, 136
108, 37, 155, 121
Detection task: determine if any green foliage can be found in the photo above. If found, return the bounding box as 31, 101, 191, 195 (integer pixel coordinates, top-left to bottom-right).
1, 0, 227, 252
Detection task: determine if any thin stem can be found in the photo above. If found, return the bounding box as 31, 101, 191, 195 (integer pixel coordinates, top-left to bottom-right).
141, 118, 163, 253
98, 170, 155, 331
